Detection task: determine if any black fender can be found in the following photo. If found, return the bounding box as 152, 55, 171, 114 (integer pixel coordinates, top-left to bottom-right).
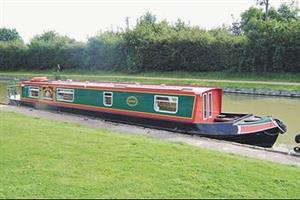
274, 119, 287, 134
295, 133, 300, 144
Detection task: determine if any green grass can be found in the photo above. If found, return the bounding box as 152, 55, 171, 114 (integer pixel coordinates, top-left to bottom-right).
0, 111, 300, 198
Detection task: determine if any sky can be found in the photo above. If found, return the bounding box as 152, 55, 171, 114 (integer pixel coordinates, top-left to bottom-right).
0, 0, 293, 43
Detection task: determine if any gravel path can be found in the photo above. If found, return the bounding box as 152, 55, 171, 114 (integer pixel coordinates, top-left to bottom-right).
1, 105, 300, 166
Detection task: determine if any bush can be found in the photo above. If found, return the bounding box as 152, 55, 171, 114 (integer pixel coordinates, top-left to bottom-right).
25, 31, 88, 71
1, 4, 300, 73
86, 32, 126, 71
0, 41, 27, 71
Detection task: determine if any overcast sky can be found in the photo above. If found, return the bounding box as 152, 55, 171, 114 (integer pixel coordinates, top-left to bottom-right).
0, 0, 292, 43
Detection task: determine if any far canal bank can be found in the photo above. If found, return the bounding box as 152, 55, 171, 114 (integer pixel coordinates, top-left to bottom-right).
223, 88, 300, 98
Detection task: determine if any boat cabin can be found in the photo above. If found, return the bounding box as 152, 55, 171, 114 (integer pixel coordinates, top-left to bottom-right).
19, 77, 223, 123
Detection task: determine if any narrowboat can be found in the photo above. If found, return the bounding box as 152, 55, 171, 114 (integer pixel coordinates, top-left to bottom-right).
9, 76, 287, 148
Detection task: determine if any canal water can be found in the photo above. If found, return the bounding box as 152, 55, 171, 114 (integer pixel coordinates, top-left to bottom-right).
0, 81, 299, 147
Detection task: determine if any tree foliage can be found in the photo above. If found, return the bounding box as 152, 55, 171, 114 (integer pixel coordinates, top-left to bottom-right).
26, 31, 85, 70
0, 28, 22, 42
0, 3, 300, 73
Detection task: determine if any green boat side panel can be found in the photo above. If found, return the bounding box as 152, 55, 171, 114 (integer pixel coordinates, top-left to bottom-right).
22, 87, 195, 118
74, 89, 194, 118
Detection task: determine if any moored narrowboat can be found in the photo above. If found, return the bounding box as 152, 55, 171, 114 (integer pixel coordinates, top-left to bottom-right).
9, 76, 287, 148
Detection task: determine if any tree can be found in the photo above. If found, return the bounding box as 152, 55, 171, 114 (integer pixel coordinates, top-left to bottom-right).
139, 12, 157, 25
256, 0, 270, 20
240, 7, 264, 33
27, 31, 81, 70
31, 31, 75, 44
0, 28, 22, 42
230, 14, 242, 35
0, 40, 27, 70
86, 32, 125, 71
277, 2, 300, 21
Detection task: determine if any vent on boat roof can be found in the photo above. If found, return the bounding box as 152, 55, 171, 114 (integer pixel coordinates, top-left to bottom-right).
83, 81, 90, 88
181, 87, 193, 91
160, 84, 166, 86
66, 79, 73, 82
114, 84, 127, 88
30, 77, 48, 82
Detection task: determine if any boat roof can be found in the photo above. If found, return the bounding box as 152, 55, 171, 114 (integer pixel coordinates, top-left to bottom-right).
22, 77, 221, 95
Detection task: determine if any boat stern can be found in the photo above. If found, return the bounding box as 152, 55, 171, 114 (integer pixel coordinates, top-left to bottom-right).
236, 116, 286, 135
234, 116, 287, 147
7, 81, 22, 105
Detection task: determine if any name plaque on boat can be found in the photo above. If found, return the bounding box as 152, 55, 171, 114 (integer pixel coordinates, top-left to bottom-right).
127, 96, 138, 107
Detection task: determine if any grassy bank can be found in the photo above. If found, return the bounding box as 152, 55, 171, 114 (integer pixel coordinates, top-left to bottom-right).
0, 70, 300, 91
0, 111, 300, 198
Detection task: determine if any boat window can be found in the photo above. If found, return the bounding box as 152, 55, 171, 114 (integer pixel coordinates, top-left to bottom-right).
29, 86, 40, 98
208, 92, 213, 118
41, 87, 54, 100
103, 92, 113, 106
56, 88, 74, 102
203, 93, 208, 119
154, 95, 178, 114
